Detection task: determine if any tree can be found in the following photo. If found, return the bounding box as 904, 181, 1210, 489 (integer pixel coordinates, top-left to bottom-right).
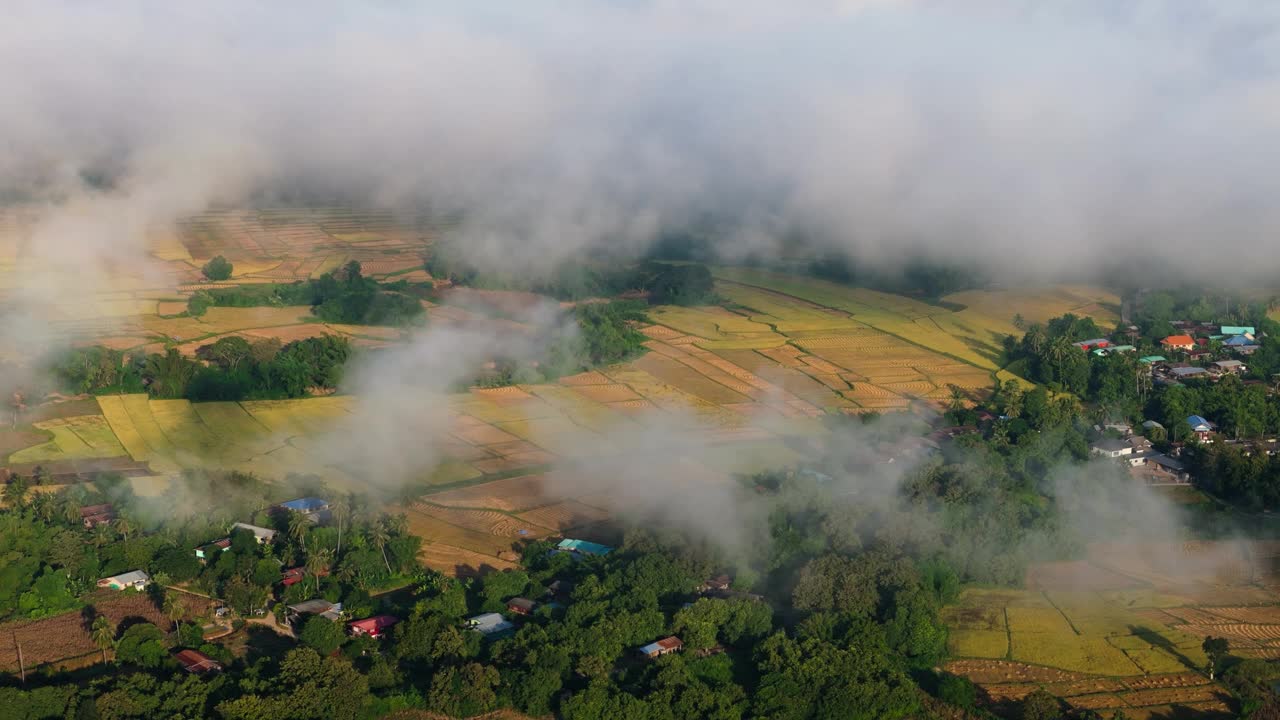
3, 475, 29, 510
1203, 635, 1229, 679
368, 518, 392, 575
202, 255, 233, 281
332, 495, 351, 560
1020, 689, 1062, 720
305, 547, 332, 596
288, 511, 311, 549
163, 593, 185, 627
300, 615, 346, 655
113, 515, 135, 542
937, 673, 976, 708
143, 349, 196, 399
91, 615, 115, 664
114, 622, 168, 668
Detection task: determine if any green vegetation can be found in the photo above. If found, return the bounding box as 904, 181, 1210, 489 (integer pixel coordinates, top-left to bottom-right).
189, 261, 425, 326
52, 334, 352, 403
475, 301, 649, 387
202, 255, 234, 281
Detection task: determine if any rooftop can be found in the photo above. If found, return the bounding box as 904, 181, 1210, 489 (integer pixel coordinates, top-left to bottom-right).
348, 615, 399, 634
1139, 355, 1167, 363
1188, 415, 1217, 430
467, 613, 515, 635
100, 570, 149, 585
1091, 438, 1130, 452
231, 522, 276, 540
289, 599, 340, 615
1170, 367, 1208, 377
1226, 335, 1258, 346
1162, 335, 1194, 345
556, 538, 613, 556
174, 649, 222, 674
1222, 326, 1256, 336
1213, 360, 1245, 369
638, 636, 684, 654
280, 497, 328, 513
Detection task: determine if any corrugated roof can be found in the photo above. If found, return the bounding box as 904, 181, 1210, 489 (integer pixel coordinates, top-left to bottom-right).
280, 497, 328, 512
1222, 326, 1256, 336
1162, 335, 1194, 345
556, 538, 613, 556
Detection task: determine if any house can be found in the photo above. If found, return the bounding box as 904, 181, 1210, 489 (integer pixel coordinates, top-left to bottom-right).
1211, 360, 1246, 375
1161, 335, 1195, 351
1093, 344, 1136, 356
97, 570, 150, 591
195, 538, 231, 561
545, 579, 574, 600
466, 613, 515, 636
555, 538, 613, 557
348, 615, 399, 639
1073, 338, 1111, 351
1090, 438, 1133, 459
1222, 326, 1256, 337
79, 503, 114, 529
231, 522, 276, 544
699, 574, 732, 593
281, 567, 306, 586
286, 599, 343, 624
278, 497, 330, 522
174, 649, 223, 674
637, 636, 684, 659
1170, 366, 1208, 380
1187, 415, 1217, 442
1139, 355, 1167, 364
1188, 349, 1212, 362
506, 598, 537, 615
1225, 335, 1260, 355
1142, 420, 1164, 433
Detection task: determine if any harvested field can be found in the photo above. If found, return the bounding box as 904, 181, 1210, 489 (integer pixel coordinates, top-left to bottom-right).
401, 508, 524, 557
0, 591, 213, 672
426, 473, 551, 512
1064, 693, 1127, 710
944, 660, 1087, 685
1028, 560, 1144, 591
948, 629, 1009, 659
1120, 673, 1212, 691
1045, 678, 1129, 696
515, 501, 612, 532
1118, 685, 1225, 707
411, 503, 555, 539
571, 383, 643, 404
418, 543, 519, 577
1202, 606, 1280, 624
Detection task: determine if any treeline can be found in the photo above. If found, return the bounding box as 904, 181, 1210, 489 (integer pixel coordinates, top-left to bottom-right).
51, 335, 352, 402
807, 254, 983, 300
188, 261, 426, 327
475, 301, 649, 387
426, 242, 716, 306
1128, 288, 1272, 343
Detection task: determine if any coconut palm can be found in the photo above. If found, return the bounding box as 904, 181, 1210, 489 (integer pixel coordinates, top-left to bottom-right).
29, 492, 54, 521
305, 547, 333, 596
163, 593, 184, 629
3, 475, 29, 510
114, 515, 135, 542
91, 522, 114, 549
287, 511, 310, 549
332, 496, 351, 560
57, 492, 81, 525
368, 520, 392, 575
91, 616, 115, 664
143, 349, 196, 399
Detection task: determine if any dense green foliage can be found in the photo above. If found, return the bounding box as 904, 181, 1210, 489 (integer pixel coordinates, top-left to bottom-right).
52, 334, 352, 402
475, 301, 649, 387
189, 261, 426, 327
807, 255, 982, 299
202, 256, 234, 281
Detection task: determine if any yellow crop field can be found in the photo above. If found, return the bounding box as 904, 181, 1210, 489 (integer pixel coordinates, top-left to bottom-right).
949, 630, 1009, 659
10, 415, 127, 463
1010, 633, 1141, 675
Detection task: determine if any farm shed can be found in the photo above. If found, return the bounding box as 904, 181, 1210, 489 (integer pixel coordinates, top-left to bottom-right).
174, 648, 223, 674
97, 570, 150, 591
195, 538, 231, 560
231, 522, 276, 544
348, 615, 399, 639
466, 613, 515, 636
637, 636, 684, 659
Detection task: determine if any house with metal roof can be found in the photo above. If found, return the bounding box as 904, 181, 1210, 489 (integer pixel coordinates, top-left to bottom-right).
1073, 338, 1111, 351
1090, 438, 1133, 459
348, 615, 399, 639
466, 613, 515, 636
231, 522, 276, 544
1093, 345, 1136, 356
1139, 355, 1167, 364
1161, 335, 1195, 351
174, 648, 223, 674
637, 636, 684, 659
287, 599, 343, 624
556, 538, 613, 557
97, 570, 150, 591
195, 538, 231, 561
1170, 367, 1208, 379
1188, 415, 1217, 442
1222, 326, 1256, 337
506, 598, 537, 615
1211, 360, 1246, 375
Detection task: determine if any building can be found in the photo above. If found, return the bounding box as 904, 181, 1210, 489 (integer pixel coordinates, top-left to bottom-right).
1170, 366, 1209, 380
1161, 335, 1195, 352
699, 575, 732, 593
174, 649, 223, 674
555, 538, 613, 557
348, 615, 399, 639
286, 599, 343, 624
1187, 415, 1217, 442
1226, 335, 1260, 355
281, 567, 306, 586
466, 613, 515, 636
1211, 360, 1247, 375
1093, 344, 1136, 356
1139, 355, 1167, 364
1222, 326, 1256, 337
231, 522, 276, 544
1073, 338, 1111, 351
637, 636, 684, 659
195, 538, 231, 561
278, 497, 330, 522
79, 503, 114, 529
1090, 438, 1133, 459
97, 570, 150, 591
507, 597, 537, 615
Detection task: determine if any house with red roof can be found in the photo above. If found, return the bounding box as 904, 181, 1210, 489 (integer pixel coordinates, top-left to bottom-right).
1161, 335, 1195, 352
174, 648, 223, 674
348, 615, 399, 639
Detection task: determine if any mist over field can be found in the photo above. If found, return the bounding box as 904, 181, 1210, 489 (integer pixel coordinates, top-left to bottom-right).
4, 1, 1280, 282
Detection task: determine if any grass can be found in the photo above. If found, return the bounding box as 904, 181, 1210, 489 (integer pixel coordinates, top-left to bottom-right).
949, 629, 1010, 659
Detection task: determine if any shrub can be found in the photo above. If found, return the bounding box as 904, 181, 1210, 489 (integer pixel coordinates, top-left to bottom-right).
202, 256, 233, 281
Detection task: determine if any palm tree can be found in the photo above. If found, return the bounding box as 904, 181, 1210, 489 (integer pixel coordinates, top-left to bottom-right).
29, 492, 54, 521
947, 385, 966, 413
91, 523, 114, 549
163, 593, 184, 629
143, 349, 196, 399
1012, 313, 1026, 330
57, 492, 81, 525
368, 520, 392, 575
1024, 324, 1047, 355
332, 496, 351, 560
91, 616, 115, 664
114, 515, 135, 542
305, 547, 333, 596
3, 475, 29, 510
287, 511, 310, 549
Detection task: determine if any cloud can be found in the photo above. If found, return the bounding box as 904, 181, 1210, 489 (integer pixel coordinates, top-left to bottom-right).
2, 2, 1279, 281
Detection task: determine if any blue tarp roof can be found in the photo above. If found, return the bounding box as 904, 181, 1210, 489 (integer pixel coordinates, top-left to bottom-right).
557, 538, 613, 556
1225, 335, 1258, 346
280, 497, 328, 512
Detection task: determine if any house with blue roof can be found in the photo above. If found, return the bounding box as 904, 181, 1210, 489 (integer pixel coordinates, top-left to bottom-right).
556, 538, 613, 557
278, 497, 330, 523
1188, 415, 1217, 441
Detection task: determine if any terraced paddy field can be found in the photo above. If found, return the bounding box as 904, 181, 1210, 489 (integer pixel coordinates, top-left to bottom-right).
943, 541, 1280, 718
